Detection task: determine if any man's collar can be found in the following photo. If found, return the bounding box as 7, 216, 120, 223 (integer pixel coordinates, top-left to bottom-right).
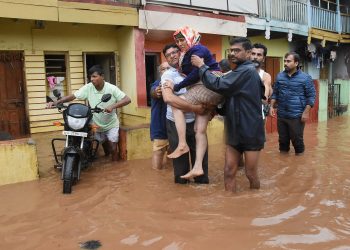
168, 65, 178, 71
93, 81, 105, 93
169, 63, 179, 69
284, 69, 300, 77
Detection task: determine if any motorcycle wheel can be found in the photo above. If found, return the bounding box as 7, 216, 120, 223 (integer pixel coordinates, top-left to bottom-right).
63, 155, 78, 194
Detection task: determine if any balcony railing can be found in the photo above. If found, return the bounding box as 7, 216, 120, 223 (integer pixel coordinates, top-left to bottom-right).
311, 5, 337, 32
341, 14, 350, 33
258, 0, 308, 25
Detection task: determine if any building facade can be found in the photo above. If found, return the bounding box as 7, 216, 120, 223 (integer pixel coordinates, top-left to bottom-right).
0, 0, 349, 169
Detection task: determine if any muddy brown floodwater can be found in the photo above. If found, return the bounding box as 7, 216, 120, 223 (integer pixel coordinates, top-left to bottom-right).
1, 116, 350, 250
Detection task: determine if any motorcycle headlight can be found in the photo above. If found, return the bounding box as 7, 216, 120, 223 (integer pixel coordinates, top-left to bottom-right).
67, 116, 88, 130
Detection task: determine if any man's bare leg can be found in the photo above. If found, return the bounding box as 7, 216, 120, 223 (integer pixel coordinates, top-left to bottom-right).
152, 147, 167, 170
243, 151, 261, 189
110, 141, 118, 161
181, 113, 210, 179
224, 145, 241, 192
102, 139, 118, 161
167, 106, 189, 158
102, 141, 110, 156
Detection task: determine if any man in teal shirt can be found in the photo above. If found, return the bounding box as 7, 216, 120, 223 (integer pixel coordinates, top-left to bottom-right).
47, 65, 131, 161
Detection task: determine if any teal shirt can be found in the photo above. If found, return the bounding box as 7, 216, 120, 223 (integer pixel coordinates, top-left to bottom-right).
74, 82, 126, 132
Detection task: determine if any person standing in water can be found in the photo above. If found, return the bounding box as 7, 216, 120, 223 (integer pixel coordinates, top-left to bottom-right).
150, 62, 171, 170
270, 52, 316, 155
161, 44, 209, 184
162, 26, 223, 180
191, 37, 265, 192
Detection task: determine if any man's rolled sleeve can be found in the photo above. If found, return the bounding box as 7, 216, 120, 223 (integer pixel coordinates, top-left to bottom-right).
198, 65, 210, 79
74, 84, 88, 100
160, 70, 173, 86
113, 86, 126, 102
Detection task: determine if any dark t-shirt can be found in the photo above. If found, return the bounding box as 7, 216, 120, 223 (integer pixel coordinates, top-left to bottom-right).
150, 80, 167, 140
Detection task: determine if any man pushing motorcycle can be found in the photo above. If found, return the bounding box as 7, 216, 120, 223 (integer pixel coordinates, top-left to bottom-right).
47, 65, 131, 161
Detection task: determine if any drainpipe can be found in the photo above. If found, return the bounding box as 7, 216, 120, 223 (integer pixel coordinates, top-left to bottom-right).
266, 0, 271, 22
307, 0, 312, 44
328, 61, 333, 85
336, 0, 342, 34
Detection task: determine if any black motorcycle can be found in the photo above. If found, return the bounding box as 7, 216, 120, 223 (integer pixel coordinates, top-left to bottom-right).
51, 90, 111, 194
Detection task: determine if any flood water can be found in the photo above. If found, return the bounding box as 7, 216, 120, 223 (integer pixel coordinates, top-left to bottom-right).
1, 116, 350, 250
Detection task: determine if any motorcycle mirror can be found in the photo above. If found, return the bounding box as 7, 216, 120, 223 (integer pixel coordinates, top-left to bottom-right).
101, 94, 112, 103
94, 93, 112, 109
53, 89, 61, 99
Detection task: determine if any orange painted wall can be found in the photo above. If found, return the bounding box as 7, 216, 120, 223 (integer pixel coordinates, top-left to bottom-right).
145, 38, 173, 63
201, 34, 223, 62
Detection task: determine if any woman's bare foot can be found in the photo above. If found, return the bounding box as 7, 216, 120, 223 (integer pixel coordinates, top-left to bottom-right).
167, 145, 189, 158
180, 168, 204, 179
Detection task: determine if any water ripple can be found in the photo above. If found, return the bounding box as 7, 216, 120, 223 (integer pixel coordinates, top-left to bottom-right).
251, 206, 306, 226
265, 227, 338, 246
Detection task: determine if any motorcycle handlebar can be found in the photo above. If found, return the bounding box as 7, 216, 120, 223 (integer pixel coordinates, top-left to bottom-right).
47, 103, 67, 109
56, 103, 66, 109
91, 107, 105, 113
48, 103, 108, 114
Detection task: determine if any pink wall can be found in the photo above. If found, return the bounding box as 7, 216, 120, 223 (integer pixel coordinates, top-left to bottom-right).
134, 29, 147, 107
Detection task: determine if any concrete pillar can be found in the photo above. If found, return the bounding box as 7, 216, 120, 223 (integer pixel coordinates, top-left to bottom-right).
318, 79, 329, 122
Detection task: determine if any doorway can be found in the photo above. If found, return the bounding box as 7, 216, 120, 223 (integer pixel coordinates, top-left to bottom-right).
84, 53, 116, 85
265, 56, 281, 85
0, 51, 28, 139
145, 53, 160, 107
264, 56, 281, 134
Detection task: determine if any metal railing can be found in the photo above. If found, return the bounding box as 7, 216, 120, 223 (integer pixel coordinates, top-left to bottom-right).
258, 0, 268, 18
341, 14, 350, 33
328, 83, 344, 118
271, 0, 307, 24
311, 5, 337, 31
258, 0, 308, 25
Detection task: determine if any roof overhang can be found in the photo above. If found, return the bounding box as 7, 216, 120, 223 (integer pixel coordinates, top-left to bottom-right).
309, 28, 350, 44
139, 8, 246, 37
0, 0, 138, 26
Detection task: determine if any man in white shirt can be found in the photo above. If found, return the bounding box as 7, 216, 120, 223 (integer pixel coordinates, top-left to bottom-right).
161, 44, 209, 184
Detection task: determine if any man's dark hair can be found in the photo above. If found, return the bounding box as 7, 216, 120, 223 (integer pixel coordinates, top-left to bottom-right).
219, 59, 231, 73
162, 44, 179, 56
88, 65, 104, 76
285, 52, 300, 63
229, 37, 253, 51
253, 43, 268, 57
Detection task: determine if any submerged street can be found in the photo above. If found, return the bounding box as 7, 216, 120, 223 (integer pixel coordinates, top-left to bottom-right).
1, 116, 350, 250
